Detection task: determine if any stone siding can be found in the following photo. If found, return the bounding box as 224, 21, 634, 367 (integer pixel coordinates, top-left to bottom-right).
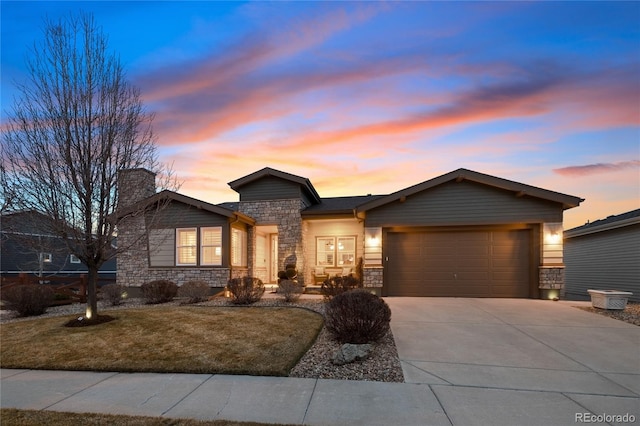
146, 268, 231, 287
539, 266, 565, 290
363, 266, 384, 288
238, 199, 307, 285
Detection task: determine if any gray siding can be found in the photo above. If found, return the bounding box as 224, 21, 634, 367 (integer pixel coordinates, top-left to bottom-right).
150, 201, 229, 228
565, 224, 640, 302
238, 177, 302, 201
146, 200, 232, 267
148, 229, 175, 267
366, 180, 563, 227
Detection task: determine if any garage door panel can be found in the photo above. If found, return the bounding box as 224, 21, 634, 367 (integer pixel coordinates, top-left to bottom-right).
387, 229, 530, 297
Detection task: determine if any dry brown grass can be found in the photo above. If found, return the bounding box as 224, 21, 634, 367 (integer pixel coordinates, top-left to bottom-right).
0, 408, 296, 426
0, 306, 323, 376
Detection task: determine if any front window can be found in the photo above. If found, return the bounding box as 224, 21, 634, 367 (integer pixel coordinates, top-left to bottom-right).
316, 236, 356, 266
176, 228, 197, 265
201, 227, 222, 265
231, 228, 247, 266
70, 254, 81, 264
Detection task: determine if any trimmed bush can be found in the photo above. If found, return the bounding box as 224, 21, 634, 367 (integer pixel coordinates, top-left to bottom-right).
227, 276, 264, 305
178, 280, 211, 304
100, 283, 126, 306
140, 280, 178, 304
325, 289, 391, 344
320, 275, 362, 301
278, 279, 303, 303
1, 285, 55, 317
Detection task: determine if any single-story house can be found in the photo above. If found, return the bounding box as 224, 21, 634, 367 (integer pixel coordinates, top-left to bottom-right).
116, 167, 583, 298
564, 209, 640, 302
0, 210, 117, 283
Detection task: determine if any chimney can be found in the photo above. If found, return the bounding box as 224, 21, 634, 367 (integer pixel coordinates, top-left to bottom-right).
118, 168, 157, 208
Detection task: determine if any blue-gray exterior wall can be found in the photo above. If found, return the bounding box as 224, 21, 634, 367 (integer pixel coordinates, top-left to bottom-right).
365, 180, 562, 227
565, 223, 640, 302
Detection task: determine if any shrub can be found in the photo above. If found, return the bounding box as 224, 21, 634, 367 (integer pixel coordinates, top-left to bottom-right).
140, 280, 178, 304
320, 275, 362, 301
277, 263, 298, 283
1, 285, 54, 317
227, 276, 264, 305
278, 279, 303, 303
100, 283, 126, 306
178, 280, 211, 304
325, 289, 391, 344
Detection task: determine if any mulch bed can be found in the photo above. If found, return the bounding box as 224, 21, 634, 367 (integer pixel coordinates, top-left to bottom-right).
64, 314, 117, 327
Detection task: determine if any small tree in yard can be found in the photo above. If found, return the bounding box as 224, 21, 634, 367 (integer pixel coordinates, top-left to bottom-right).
1, 13, 176, 321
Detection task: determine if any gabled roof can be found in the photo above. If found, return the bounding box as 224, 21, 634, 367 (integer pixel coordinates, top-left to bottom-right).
565, 208, 640, 238
356, 168, 584, 213
118, 190, 255, 225
228, 167, 321, 204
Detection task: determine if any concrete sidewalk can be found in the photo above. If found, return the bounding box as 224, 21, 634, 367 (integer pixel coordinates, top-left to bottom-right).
2, 299, 639, 425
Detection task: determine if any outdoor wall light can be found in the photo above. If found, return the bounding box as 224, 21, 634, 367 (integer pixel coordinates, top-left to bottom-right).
85, 307, 93, 320
543, 223, 563, 245
365, 227, 382, 248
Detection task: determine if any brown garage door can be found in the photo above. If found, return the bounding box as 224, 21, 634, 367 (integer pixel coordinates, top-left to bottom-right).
386, 229, 530, 297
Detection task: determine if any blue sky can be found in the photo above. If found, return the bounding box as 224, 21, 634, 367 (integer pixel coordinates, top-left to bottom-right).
1, 1, 639, 229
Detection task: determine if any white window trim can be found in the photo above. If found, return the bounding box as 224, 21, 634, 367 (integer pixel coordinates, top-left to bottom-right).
41, 252, 53, 263
316, 236, 356, 267
176, 228, 197, 266
231, 227, 247, 267
70, 254, 81, 264
201, 226, 223, 266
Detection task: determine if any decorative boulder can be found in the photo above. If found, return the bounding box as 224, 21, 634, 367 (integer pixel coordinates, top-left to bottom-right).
331, 343, 373, 366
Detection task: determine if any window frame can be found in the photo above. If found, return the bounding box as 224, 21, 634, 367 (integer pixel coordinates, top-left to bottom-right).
315, 236, 356, 267
176, 228, 198, 266
231, 227, 247, 267
200, 226, 223, 266
69, 254, 81, 264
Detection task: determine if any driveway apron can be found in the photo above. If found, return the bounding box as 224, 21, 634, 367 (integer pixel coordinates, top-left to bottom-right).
386, 297, 639, 425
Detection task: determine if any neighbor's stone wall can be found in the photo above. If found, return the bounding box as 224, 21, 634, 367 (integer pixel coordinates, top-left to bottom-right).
238, 199, 307, 285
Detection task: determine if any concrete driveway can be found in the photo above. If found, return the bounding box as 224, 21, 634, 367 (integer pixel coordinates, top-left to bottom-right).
386, 298, 639, 425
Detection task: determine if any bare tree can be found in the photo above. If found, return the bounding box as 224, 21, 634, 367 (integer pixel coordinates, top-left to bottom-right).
2, 12, 176, 319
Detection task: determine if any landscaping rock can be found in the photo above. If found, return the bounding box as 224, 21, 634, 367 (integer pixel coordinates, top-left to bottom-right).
331, 343, 372, 365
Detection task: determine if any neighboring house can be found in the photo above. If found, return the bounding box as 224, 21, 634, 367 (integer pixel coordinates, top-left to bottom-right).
0, 210, 116, 283
564, 209, 640, 302
116, 167, 583, 298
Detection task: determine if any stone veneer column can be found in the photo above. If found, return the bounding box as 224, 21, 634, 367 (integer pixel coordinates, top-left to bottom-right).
539, 266, 565, 299
238, 199, 306, 285
363, 266, 384, 295
116, 169, 156, 288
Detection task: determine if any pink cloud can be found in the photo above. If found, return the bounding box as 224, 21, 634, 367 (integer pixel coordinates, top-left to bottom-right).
553, 161, 640, 177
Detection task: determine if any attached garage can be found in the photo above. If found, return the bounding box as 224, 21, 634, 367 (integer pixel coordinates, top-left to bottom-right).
386, 229, 531, 297
356, 169, 584, 298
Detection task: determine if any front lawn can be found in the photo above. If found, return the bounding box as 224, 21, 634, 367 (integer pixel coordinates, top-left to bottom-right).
0, 306, 324, 376
0, 409, 296, 426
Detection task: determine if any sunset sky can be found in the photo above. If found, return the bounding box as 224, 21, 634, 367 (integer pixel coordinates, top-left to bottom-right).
2, 1, 639, 229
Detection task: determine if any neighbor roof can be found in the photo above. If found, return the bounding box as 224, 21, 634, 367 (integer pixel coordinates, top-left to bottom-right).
565, 208, 640, 238
356, 168, 584, 213
228, 167, 321, 204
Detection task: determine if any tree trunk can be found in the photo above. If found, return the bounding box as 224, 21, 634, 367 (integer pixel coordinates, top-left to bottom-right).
86, 266, 99, 318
